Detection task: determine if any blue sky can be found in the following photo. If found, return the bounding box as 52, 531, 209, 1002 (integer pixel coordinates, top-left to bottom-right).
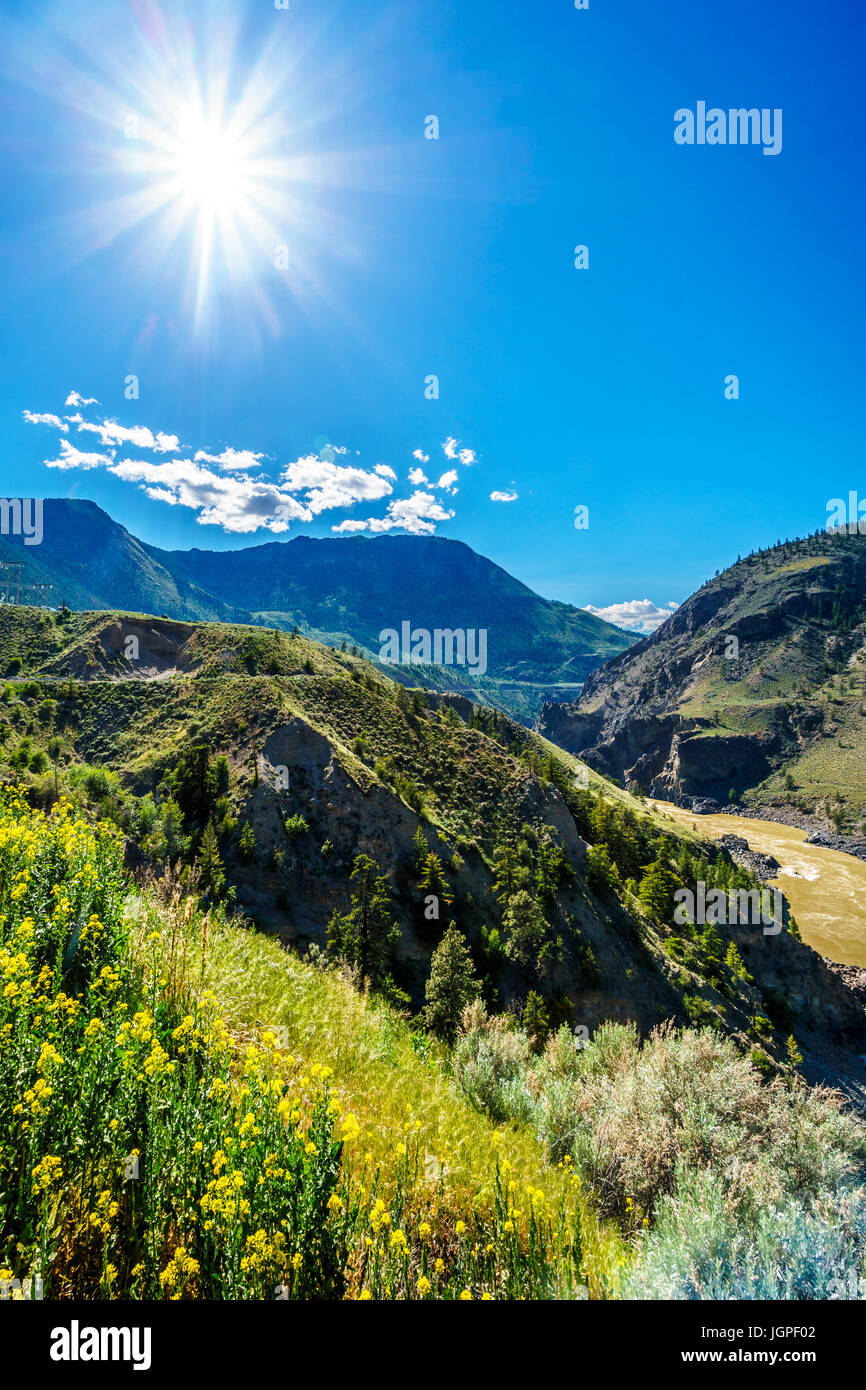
1, 0, 863, 632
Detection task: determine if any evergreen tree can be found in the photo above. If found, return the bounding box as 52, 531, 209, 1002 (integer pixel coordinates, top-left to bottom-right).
521, 990, 550, 1053
197, 819, 225, 899
700, 924, 726, 984
501, 889, 549, 965
638, 857, 683, 926
535, 829, 570, 910
586, 843, 620, 895
418, 852, 453, 909
786, 1034, 803, 1069
167, 744, 217, 830
145, 797, 187, 861
491, 844, 522, 905
412, 824, 428, 869
725, 941, 751, 982
327, 854, 402, 994
238, 821, 256, 863
422, 923, 480, 1044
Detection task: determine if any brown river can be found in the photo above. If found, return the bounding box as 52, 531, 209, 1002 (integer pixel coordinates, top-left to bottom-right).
648, 801, 866, 969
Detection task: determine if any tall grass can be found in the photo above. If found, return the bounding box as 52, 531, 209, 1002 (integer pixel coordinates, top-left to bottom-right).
0, 789, 623, 1299
129, 881, 625, 1297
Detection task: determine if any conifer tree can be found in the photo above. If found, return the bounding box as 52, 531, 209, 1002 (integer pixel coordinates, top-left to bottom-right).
238, 821, 256, 863
412, 824, 428, 869
418, 852, 453, 909
786, 1034, 803, 1069
501, 889, 548, 965
491, 844, 520, 905
197, 819, 225, 899
638, 857, 683, 926
522, 990, 550, 1054
327, 854, 402, 994
423, 923, 480, 1044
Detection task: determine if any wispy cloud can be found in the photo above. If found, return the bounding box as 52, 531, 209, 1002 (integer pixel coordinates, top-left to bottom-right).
194, 447, 264, 472
584, 599, 679, 634
411, 449, 430, 464
64, 391, 99, 408
23, 411, 68, 433
490, 489, 517, 503
69, 415, 181, 454
43, 439, 115, 471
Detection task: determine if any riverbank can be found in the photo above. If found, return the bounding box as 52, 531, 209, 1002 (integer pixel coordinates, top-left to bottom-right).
647, 799, 866, 970
678, 797, 866, 864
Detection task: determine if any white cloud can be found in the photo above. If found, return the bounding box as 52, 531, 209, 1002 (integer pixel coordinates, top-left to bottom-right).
27, 391, 455, 537
280, 454, 394, 515
23, 411, 68, 433
583, 599, 679, 635
70, 416, 181, 454
490, 489, 517, 503
194, 448, 263, 472
443, 437, 476, 466
333, 490, 454, 537
377, 491, 455, 535
43, 439, 116, 471
412, 449, 429, 464
111, 457, 313, 534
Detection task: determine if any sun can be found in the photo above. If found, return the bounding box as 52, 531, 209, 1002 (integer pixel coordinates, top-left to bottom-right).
34, 9, 391, 340
119, 81, 296, 326
169, 109, 247, 214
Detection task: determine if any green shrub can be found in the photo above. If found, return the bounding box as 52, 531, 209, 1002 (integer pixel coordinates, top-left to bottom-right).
625, 1169, 866, 1301
284, 813, 309, 840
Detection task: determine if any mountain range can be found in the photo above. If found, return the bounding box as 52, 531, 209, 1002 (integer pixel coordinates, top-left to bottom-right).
0, 499, 633, 722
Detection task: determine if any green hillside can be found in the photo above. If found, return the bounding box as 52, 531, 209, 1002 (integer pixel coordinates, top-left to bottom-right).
538, 531, 866, 832
0, 602, 862, 1075
2, 606, 866, 1301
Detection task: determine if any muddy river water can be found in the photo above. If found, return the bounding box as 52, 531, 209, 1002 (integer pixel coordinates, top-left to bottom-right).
647, 801, 866, 969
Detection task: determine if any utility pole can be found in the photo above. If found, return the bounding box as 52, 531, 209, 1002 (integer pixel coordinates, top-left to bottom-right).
0, 562, 52, 606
